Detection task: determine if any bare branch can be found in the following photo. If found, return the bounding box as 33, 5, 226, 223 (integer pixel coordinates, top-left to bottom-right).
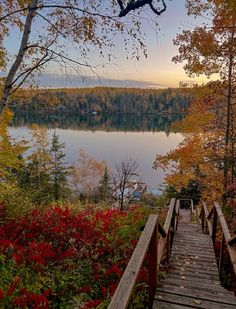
117, 0, 167, 17
9, 57, 52, 95
0, 4, 117, 23
149, 0, 166, 15
0, 8, 28, 22
10, 52, 53, 90
27, 45, 96, 69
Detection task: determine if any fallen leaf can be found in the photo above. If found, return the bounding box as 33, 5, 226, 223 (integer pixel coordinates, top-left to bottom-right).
194, 299, 202, 305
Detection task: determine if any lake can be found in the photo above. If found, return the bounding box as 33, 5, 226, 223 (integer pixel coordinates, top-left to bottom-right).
9, 114, 183, 192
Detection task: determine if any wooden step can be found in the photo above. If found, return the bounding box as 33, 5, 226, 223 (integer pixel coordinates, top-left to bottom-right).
157, 285, 236, 303
154, 291, 236, 308
152, 209, 236, 309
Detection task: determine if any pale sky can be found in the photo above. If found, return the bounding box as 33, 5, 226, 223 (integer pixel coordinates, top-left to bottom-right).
74, 0, 213, 87
4, 0, 215, 88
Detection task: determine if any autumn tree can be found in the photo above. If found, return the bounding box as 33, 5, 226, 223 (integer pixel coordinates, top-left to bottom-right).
154, 102, 224, 203
25, 124, 53, 203
172, 0, 236, 195
71, 149, 106, 199
0, 0, 168, 111
0, 109, 28, 204
113, 157, 139, 211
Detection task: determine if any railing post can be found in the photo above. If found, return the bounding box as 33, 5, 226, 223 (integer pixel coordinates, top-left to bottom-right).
166, 231, 170, 263
219, 233, 225, 278
201, 207, 205, 233
148, 224, 157, 308
212, 207, 217, 249
175, 200, 180, 231
170, 212, 175, 249
148, 225, 157, 308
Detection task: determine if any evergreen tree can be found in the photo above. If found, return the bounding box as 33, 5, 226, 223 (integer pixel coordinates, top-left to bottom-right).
98, 166, 111, 201
22, 125, 53, 204
50, 132, 68, 201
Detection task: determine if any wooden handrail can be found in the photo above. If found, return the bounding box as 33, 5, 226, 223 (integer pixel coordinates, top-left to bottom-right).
202, 202, 212, 236
108, 214, 158, 309
108, 198, 178, 309
157, 198, 178, 268
214, 202, 236, 275
199, 201, 236, 277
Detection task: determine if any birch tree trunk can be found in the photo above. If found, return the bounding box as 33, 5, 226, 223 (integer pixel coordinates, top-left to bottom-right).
0, 0, 38, 112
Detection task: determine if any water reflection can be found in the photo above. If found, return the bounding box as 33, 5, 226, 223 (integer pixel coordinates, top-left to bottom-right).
10, 113, 184, 190
11, 111, 184, 135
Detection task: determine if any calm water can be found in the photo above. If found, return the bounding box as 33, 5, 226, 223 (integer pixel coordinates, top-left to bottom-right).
9, 120, 183, 191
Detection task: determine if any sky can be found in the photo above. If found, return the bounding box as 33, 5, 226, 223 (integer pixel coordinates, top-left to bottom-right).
4, 0, 215, 88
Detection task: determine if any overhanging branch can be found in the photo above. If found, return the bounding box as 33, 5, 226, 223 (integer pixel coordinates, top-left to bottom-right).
117, 0, 167, 17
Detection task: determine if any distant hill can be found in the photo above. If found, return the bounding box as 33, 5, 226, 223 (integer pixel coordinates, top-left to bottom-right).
33, 73, 166, 89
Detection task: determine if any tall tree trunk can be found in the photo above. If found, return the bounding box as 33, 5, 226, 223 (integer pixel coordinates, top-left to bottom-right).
0, 0, 38, 113
223, 30, 234, 195
231, 199, 236, 233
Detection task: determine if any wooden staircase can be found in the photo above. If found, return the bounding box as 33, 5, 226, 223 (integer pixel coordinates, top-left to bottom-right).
154, 209, 236, 308
108, 199, 236, 309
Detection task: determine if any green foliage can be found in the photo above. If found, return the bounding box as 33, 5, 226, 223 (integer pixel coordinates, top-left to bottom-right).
17, 127, 70, 205
165, 179, 203, 206
98, 166, 112, 201
140, 193, 167, 209
23, 125, 53, 204
50, 131, 69, 201
0, 109, 29, 213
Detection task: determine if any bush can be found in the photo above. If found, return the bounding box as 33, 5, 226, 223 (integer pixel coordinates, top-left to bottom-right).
0, 205, 153, 308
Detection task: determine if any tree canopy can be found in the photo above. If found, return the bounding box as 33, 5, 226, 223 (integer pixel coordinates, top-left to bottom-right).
170, 0, 236, 198
0, 0, 168, 109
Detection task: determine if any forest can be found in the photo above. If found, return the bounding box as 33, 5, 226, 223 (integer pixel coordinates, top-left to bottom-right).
10, 87, 191, 116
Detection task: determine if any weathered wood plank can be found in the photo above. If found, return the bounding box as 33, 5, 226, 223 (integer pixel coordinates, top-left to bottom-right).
171, 250, 216, 259
154, 207, 236, 308
166, 274, 220, 288
161, 278, 223, 292
154, 291, 236, 308
170, 258, 218, 269
168, 272, 219, 281
156, 285, 236, 303
172, 253, 216, 262
169, 264, 219, 275
153, 302, 196, 309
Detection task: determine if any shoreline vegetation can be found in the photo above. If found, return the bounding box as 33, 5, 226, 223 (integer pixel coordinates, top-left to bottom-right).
9, 87, 191, 116
11, 112, 185, 133
9, 87, 191, 133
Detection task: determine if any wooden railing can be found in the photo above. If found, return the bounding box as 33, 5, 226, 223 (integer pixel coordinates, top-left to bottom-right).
199, 201, 236, 277
108, 198, 179, 309
190, 199, 196, 217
